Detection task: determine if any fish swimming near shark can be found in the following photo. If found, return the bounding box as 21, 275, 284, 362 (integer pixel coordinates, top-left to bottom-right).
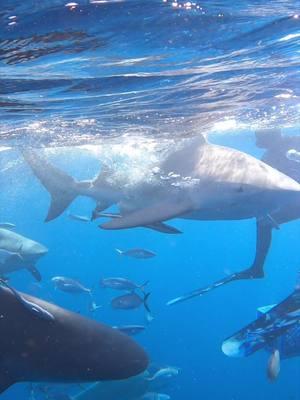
100, 277, 149, 292
0, 284, 148, 394
111, 292, 151, 313
0, 228, 48, 281
267, 349, 280, 381
145, 367, 180, 381
22, 136, 300, 296
67, 213, 90, 223
115, 248, 156, 259
113, 325, 146, 336
52, 276, 92, 295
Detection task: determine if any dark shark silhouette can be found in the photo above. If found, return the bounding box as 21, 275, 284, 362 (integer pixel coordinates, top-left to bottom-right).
0, 284, 148, 394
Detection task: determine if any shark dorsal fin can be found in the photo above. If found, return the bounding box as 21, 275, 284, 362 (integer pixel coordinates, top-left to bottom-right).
93, 164, 113, 187
162, 135, 208, 175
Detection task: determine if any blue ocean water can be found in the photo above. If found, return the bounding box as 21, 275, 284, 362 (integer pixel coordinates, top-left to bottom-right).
1, 0, 300, 399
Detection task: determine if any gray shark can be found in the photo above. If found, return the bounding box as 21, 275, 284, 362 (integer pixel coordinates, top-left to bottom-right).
0, 228, 48, 281
0, 284, 148, 394
21, 135, 300, 295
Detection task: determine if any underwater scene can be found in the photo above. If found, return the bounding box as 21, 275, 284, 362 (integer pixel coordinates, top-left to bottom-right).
1, 0, 300, 399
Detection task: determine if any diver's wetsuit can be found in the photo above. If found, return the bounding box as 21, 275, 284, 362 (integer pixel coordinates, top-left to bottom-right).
260, 135, 300, 183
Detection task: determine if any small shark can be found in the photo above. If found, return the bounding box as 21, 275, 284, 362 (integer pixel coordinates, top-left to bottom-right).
0, 228, 48, 281
22, 135, 300, 295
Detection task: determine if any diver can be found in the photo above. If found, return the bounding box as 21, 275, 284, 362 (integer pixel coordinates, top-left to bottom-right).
255, 128, 300, 183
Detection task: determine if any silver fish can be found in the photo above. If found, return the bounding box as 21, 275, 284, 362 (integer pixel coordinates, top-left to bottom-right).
146, 367, 180, 381
111, 292, 151, 312
113, 325, 145, 336
100, 277, 148, 291
68, 213, 90, 222
51, 276, 91, 295
115, 248, 156, 259
267, 349, 280, 381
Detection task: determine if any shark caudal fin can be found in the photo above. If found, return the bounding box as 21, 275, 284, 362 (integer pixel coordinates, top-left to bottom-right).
143, 292, 151, 313
22, 149, 79, 222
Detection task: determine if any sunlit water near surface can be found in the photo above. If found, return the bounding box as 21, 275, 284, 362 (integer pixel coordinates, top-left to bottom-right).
1, 0, 300, 399
1, 0, 300, 145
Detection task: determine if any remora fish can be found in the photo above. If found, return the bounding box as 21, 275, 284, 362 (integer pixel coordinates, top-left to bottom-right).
0, 228, 48, 281
0, 285, 148, 393
68, 213, 90, 222
113, 325, 146, 336
111, 292, 151, 312
22, 136, 300, 295
52, 276, 91, 295
100, 277, 149, 291
115, 248, 156, 259
146, 367, 180, 381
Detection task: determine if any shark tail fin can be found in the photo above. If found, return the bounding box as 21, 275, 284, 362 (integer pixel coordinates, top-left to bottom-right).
22, 149, 79, 222
139, 280, 149, 293
115, 248, 123, 255
143, 292, 151, 313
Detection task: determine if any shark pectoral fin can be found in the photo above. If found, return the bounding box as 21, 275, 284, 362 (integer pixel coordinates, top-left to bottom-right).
147, 221, 182, 234
100, 200, 191, 230
27, 266, 42, 282
0, 373, 17, 394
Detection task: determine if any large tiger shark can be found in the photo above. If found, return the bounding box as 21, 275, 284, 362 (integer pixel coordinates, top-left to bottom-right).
21, 135, 300, 300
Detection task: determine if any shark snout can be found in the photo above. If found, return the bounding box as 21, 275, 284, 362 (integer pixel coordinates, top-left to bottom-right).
33, 244, 48, 256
